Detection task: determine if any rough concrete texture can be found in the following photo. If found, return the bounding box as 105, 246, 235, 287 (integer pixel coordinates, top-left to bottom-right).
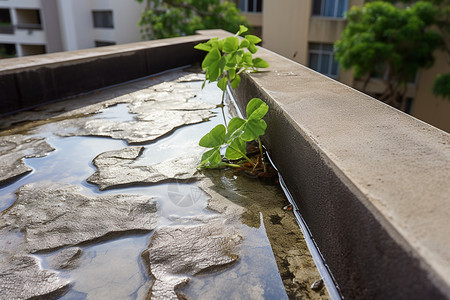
87, 146, 201, 190
3, 183, 158, 252
228, 39, 450, 298
144, 220, 241, 300
46, 247, 82, 270
0, 135, 54, 186
200, 173, 329, 300
56, 79, 215, 144
0, 253, 69, 299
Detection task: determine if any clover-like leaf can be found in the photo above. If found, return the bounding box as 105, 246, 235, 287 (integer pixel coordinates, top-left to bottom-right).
231, 74, 241, 89
236, 25, 248, 36
202, 48, 222, 81
245, 35, 262, 44
199, 147, 222, 168
223, 36, 239, 53
248, 43, 258, 54
199, 124, 226, 148
225, 137, 247, 160
226, 117, 246, 141
194, 43, 212, 52
240, 39, 250, 48
242, 52, 253, 66
217, 76, 228, 91
241, 119, 267, 141
246, 98, 268, 120
253, 57, 269, 68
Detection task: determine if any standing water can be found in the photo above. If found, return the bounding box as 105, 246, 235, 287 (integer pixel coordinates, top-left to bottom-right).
0, 69, 329, 299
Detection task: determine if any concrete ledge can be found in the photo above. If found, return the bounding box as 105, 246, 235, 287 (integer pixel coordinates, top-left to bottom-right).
1, 30, 449, 298
230, 47, 450, 298
0, 33, 224, 115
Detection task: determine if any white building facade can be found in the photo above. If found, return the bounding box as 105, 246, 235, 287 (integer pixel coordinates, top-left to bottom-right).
0, 0, 145, 57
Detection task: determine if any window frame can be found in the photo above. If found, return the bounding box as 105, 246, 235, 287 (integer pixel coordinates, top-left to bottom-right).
92, 10, 114, 29
308, 43, 340, 78
312, 0, 348, 19
239, 0, 262, 13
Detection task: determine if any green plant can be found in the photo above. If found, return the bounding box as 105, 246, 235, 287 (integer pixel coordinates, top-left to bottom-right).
195, 26, 270, 172
194, 25, 269, 105
198, 97, 268, 170
136, 0, 248, 40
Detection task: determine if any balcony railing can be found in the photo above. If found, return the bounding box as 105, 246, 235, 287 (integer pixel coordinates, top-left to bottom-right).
0, 24, 14, 34
16, 23, 42, 30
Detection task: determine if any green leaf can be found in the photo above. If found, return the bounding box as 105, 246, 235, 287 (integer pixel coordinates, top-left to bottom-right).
226, 117, 246, 141
202, 48, 222, 81
239, 39, 250, 48
252, 57, 269, 68
241, 119, 267, 141
231, 74, 241, 89
237, 25, 248, 36
223, 36, 239, 53
194, 43, 212, 52
248, 43, 258, 54
226, 51, 238, 67
242, 52, 253, 65
228, 68, 236, 80
199, 124, 226, 148
200, 147, 222, 168
246, 98, 268, 119
225, 137, 247, 160
217, 76, 228, 91
245, 35, 262, 44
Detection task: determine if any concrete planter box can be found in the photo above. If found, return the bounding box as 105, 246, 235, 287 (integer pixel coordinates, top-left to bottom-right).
0, 30, 449, 299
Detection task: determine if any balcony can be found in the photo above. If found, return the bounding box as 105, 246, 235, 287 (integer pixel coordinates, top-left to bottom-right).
0, 30, 449, 299
0, 24, 14, 34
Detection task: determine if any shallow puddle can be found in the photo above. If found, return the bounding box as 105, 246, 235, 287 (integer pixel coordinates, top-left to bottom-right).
0, 69, 329, 299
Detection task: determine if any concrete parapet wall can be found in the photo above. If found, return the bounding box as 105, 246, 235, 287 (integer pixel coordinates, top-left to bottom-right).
229, 44, 450, 299
1, 30, 449, 299
0, 34, 221, 115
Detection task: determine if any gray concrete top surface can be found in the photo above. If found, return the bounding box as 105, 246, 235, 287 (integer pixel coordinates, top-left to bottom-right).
0, 32, 224, 74
232, 43, 450, 291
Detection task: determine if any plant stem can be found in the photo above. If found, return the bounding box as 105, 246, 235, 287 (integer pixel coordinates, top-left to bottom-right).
228, 145, 256, 167
224, 163, 241, 168
220, 91, 228, 127
258, 137, 267, 173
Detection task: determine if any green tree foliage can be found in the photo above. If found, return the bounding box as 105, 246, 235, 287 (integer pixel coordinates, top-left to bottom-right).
334, 1, 443, 110
377, 0, 450, 99
136, 0, 249, 40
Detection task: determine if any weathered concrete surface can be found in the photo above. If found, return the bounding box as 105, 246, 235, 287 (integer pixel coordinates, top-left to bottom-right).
228, 38, 450, 299
144, 220, 241, 300
0, 32, 223, 115
0, 253, 69, 299
46, 247, 82, 270
0, 135, 54, 186
200, 173, 329, 299
3, 183, 158, 252
56, 80, 215, 144
87, 146, 201, 190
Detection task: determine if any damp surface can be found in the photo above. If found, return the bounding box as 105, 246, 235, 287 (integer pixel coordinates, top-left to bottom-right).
0, 70, 329, 300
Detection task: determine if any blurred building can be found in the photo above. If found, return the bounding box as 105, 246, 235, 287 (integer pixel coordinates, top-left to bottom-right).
240, 0, 450, 132
0, 0, 144, 57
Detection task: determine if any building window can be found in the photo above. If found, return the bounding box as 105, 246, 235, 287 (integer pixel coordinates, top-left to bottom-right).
92, 11, 114, 28
95, 40, 116, 47
312, 0, 348, 18
0, 43, 16, 58
239, 0, 262, 13
308, 43, 339, 78
0, 9, 13, 34
16, 9, 42, 30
